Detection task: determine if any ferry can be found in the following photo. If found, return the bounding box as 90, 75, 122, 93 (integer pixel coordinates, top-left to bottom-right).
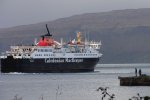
0, 24, 102, 73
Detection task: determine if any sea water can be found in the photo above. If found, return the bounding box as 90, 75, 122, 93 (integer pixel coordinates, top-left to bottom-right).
0, 64, 150, 100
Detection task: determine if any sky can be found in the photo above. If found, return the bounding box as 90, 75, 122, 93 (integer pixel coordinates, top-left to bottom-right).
1, 0, 150, 28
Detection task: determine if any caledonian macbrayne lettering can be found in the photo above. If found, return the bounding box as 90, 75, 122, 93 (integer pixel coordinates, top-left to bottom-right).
45, 58, 83, 63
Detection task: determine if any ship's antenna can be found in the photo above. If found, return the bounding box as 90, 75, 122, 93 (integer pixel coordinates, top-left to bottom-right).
46, 24, 52, 36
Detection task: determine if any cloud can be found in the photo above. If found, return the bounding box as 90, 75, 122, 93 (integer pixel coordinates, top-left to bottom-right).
1, 0, 150, 28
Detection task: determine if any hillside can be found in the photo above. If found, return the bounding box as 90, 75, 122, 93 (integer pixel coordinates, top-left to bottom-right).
1, 8, 150, 63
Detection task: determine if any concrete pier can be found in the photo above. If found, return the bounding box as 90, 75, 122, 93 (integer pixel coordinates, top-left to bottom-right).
118, 74, 150, 86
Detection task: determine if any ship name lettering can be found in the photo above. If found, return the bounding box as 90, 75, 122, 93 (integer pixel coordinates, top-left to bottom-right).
45, 58, 64, 63
65, 58, 83, 63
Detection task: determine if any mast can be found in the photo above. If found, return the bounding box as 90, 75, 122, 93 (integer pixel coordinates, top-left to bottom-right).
46, 24, 52, 37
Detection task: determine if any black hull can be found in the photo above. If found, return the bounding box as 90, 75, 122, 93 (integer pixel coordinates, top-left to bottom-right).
1, 56, 99, 73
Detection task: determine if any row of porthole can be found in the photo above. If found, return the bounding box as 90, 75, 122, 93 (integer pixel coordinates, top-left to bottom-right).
36, 49, 52, 52
34, 53, 97, 57
74, 54, 97, 56
35, 54, 55, 56
13, 54, 30, 56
